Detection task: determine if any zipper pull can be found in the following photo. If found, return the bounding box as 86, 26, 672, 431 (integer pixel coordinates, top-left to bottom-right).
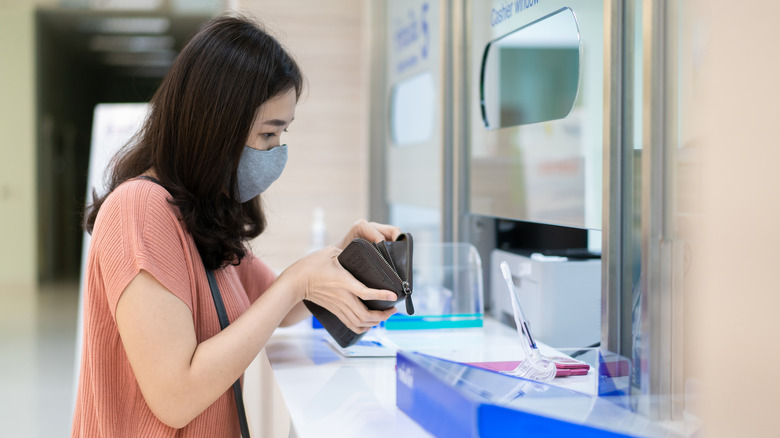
402, 281, 414, 315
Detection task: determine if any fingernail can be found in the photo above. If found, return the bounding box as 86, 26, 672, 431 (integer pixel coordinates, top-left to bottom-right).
386, 294, 396, 301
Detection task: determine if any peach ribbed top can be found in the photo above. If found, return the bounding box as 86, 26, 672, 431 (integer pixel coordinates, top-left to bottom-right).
72, 178, 276, 437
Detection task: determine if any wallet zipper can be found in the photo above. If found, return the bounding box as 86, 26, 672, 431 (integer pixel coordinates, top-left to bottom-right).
355, 238, 414, 311
400, 236, 414, 314
401, 280, 414, 314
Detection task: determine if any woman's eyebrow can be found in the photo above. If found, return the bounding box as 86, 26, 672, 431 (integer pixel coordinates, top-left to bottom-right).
263, 118, 293, 127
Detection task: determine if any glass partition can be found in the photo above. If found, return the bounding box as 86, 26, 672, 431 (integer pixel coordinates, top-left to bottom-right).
468, 2, 603, 231
391, 71, 436, 146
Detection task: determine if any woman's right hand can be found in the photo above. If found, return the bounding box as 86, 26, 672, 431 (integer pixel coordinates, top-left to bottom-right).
279, 245, 397, 332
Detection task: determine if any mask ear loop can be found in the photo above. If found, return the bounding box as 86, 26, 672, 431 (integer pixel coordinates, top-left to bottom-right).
499, 261, 557, 383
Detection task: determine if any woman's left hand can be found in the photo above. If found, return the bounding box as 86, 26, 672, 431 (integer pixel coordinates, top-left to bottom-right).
337, 219, 401, 249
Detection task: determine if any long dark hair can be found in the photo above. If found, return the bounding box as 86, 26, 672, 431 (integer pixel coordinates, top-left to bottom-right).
84, 15, 304, 270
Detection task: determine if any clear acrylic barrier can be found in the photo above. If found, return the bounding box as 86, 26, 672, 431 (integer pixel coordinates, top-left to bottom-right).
385, 242, 484, 330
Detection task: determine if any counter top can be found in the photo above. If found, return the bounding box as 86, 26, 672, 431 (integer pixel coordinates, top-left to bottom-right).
264, 318, 597, 437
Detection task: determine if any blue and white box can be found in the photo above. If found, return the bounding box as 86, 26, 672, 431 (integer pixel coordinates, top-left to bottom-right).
395, 351, 668, 437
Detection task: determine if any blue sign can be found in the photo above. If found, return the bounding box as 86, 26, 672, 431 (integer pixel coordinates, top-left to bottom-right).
393, 2, 430, 74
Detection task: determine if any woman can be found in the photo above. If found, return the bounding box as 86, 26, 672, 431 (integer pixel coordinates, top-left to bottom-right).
72, 15, 399, 437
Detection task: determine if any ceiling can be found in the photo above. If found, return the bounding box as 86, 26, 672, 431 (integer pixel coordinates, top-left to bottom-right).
37, 8, 213, 78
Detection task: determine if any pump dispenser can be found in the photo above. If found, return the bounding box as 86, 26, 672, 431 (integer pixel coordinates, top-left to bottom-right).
309, 207, 327, 253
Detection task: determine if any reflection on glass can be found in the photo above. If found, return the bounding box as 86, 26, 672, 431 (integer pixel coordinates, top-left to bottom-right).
481, 8, 580, 128
391, 71, 435, 146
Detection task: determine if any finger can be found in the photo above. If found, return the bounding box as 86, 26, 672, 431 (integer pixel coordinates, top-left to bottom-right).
352, 286, 397, 302
367, 222, 401, 241
338, 305, 367, 334
336, 293, 375, 333
345, 306, 373, 333
355, 310, 391, 326
353, 220, 385, 243
340, 296, 392, 332
350, 219, 399, 243
312, 293, 364, 332
328, 297, 395, 333
359, 308, 397, 326
380, 307, 398, 319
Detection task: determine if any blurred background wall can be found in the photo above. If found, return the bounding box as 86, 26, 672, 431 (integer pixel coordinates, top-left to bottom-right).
238, 0, 370, 272
0, 3, 43, 287
0, 0, 368, 290
686, 1, 780, 436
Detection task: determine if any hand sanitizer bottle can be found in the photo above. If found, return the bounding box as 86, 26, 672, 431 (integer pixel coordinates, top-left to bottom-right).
309, 207, 327, 253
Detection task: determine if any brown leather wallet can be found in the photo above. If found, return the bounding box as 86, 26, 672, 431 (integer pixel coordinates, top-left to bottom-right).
304, 233, 414, 348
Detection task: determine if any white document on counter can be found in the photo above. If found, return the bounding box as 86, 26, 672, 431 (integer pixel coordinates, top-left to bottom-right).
324, 331, 400, 357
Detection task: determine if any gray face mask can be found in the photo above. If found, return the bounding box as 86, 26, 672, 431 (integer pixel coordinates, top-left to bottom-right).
235, 144, 288, 203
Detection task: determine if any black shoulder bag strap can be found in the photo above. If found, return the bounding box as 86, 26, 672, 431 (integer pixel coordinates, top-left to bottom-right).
137, 176, 250, 437
206, 270, 251, 438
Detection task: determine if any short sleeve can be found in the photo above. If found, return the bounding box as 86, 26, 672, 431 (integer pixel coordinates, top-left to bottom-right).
234, 250, 277, 303
93, 180, 194, 318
